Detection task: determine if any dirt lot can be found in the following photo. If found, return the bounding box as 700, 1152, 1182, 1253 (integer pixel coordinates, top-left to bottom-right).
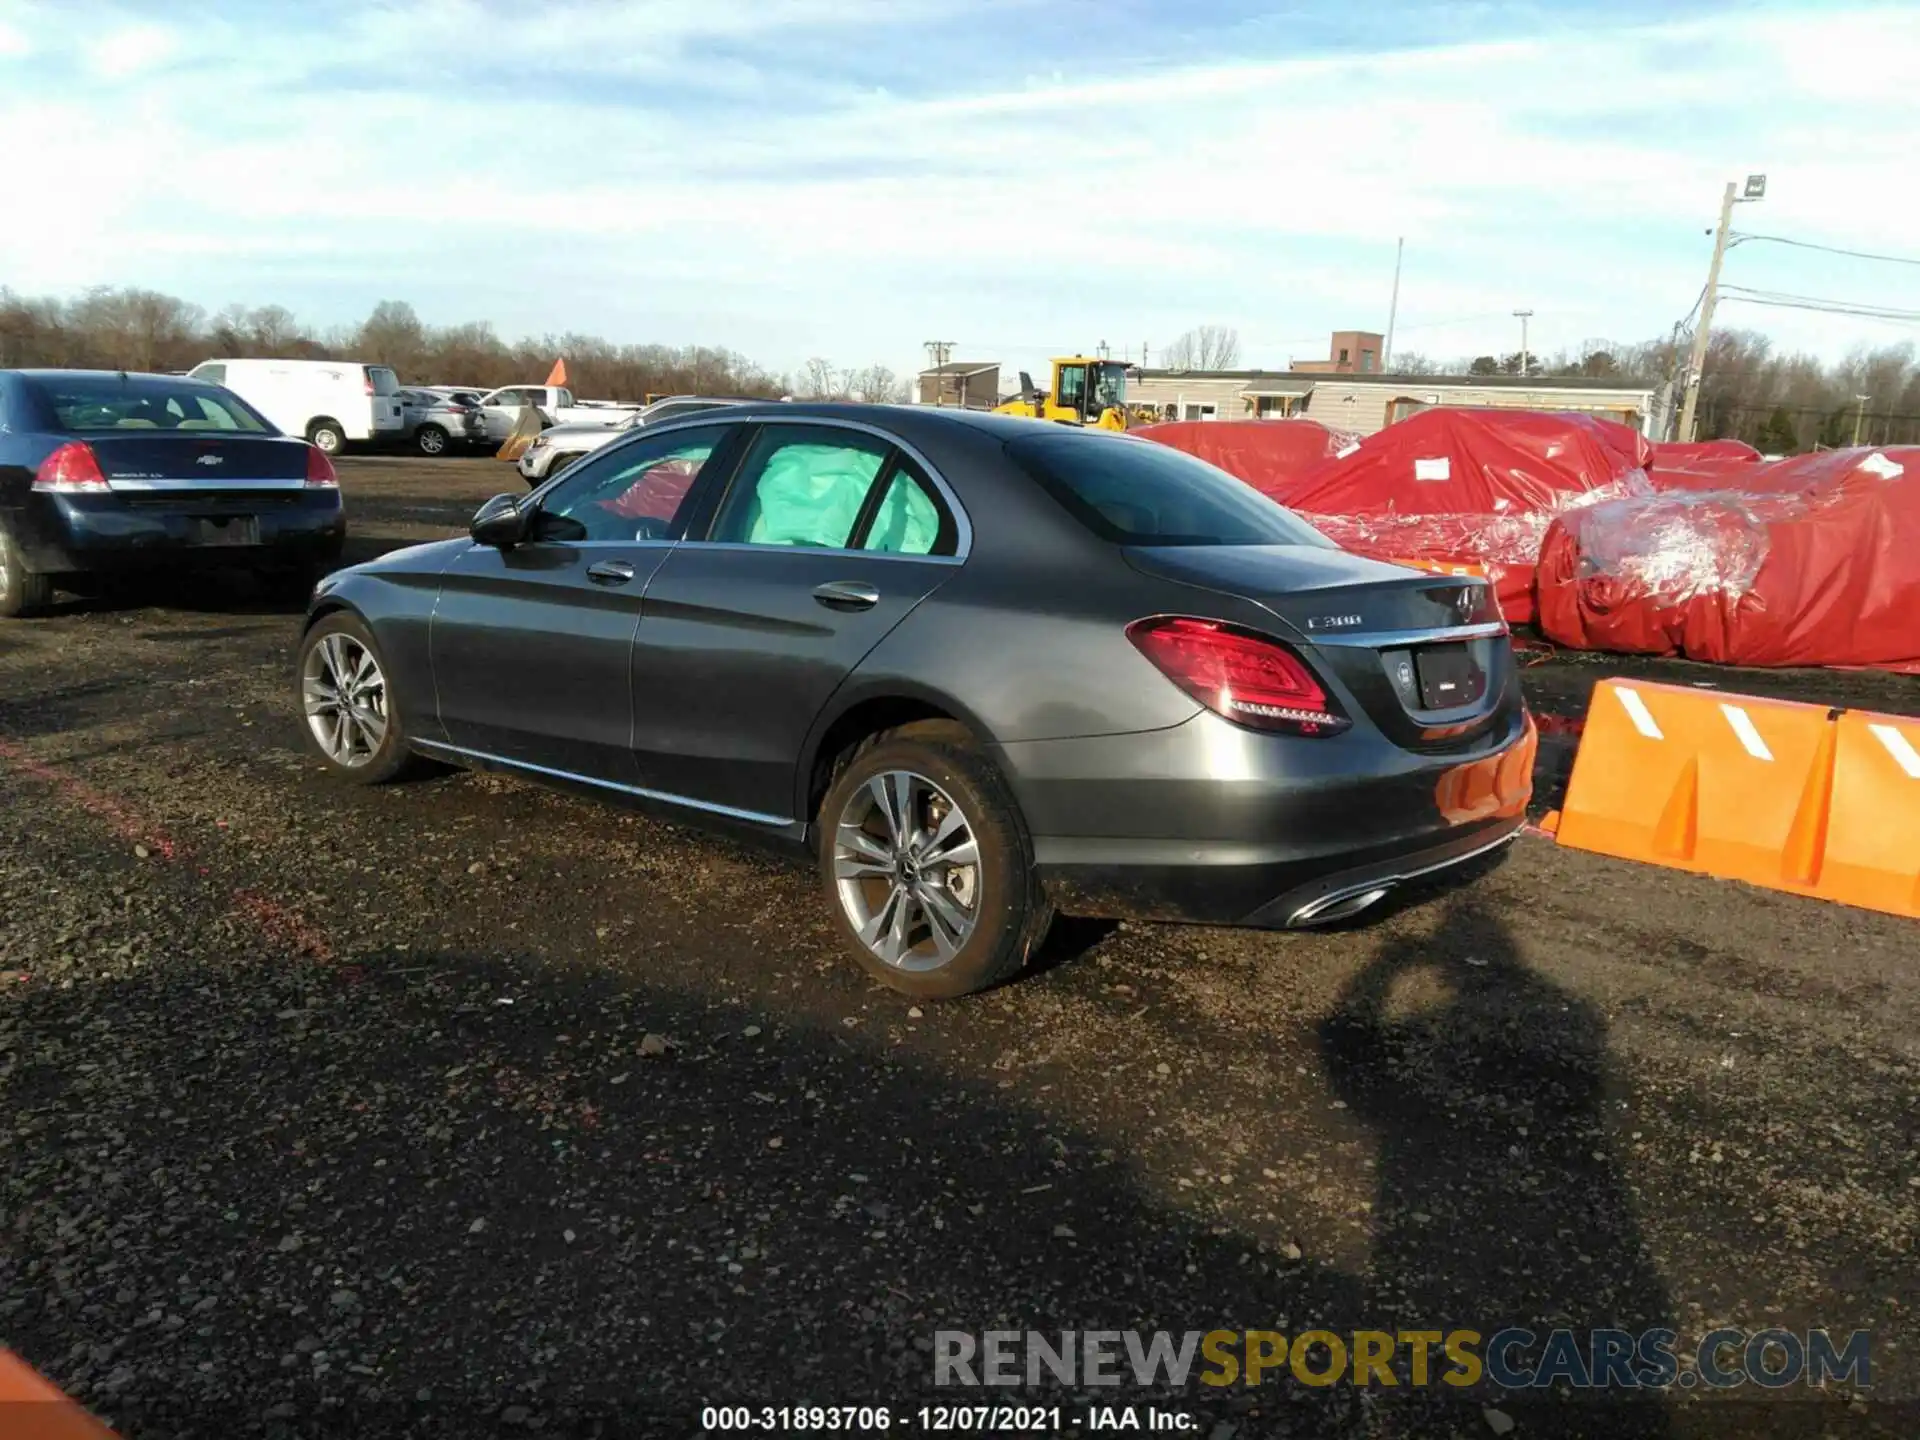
2, 455, 1916, 1438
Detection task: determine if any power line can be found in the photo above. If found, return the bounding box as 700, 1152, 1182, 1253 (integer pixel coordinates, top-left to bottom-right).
1719, 286, 1920, 325
1729, 232, 1920, 268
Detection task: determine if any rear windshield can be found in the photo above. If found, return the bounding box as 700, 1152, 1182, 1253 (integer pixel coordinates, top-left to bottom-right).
1007, 431, 1334, 548
365, 366, 400, 396
26, 374, 274, 434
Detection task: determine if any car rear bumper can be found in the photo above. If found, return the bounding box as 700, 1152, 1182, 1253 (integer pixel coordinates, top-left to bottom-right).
999, 707, 1536, 928
9, 494, 347, 575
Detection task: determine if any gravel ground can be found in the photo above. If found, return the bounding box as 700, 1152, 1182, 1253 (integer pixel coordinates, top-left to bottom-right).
2, 456, 1916, 1439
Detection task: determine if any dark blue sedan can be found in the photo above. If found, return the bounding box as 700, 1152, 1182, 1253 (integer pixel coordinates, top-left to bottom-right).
0, 369, 346, 617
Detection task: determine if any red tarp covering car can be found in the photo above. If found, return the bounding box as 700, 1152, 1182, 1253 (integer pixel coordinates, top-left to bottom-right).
1647, 438, 1776, 493
1130, 419, 1359, 498
1262, 409, 1655, 625
1536, 447, 1920, 673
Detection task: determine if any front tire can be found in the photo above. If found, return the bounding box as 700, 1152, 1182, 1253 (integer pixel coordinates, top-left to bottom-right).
416, 423, 449, 456
818, 726, 1052, 999
296, 612, 414, 784
0, 524, 55, 619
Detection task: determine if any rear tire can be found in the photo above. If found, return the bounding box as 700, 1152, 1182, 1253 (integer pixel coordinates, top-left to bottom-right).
817, 725, 1052, 1000
307, 419, 346, 454
0, 525, 55, 619
416, 423, 449, 456
295, 611, 415, 784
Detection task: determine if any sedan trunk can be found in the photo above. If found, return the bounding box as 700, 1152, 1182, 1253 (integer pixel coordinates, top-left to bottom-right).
1123, 544, 1514, 751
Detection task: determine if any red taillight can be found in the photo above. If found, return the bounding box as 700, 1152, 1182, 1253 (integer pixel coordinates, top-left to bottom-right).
1127, 616, 1349, 736
305, 445, 339, 487
33, 441, 109, 492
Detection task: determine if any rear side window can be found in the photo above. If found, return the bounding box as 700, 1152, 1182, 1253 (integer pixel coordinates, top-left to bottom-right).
861, 460, 955, 557
709, 426, 892, 549
1007, 431, 1333, 548
365, 367, 400, 396
26, 375, 273, 434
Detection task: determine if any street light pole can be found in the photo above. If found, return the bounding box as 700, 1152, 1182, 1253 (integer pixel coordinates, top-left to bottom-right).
1853, 394, 1870, 447
1512, 309, 1533, 377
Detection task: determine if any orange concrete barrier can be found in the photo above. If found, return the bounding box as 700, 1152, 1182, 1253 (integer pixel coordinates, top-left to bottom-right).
1555, 679, 1920, 918
0, 1349, 118, 1439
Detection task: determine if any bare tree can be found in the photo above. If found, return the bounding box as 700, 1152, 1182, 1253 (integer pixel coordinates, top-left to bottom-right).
1388, 350, 1439, 375
1161, 325, 1241, 371
799, 357, 841, 399
843, 364, 908, 403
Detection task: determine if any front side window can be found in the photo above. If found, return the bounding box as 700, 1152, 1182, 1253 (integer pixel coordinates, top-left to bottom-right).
1008, 430, 1334, 548
1057, 364, 1087, 415
535, 424, 733, 543
708, 426, 892, 549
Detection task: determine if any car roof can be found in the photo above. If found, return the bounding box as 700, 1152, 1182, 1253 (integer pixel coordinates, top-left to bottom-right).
7, 367, 225, 386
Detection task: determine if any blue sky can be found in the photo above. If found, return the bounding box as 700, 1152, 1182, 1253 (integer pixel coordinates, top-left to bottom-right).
2, 0, 1917, 386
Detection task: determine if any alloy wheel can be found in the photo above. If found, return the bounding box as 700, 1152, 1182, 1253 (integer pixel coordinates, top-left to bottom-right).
833, 770, 981, 971
302, 632, 389, 766
419, 428, 446, 455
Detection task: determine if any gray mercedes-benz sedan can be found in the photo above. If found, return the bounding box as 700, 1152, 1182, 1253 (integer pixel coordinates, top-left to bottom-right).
296, 405, 1533, 998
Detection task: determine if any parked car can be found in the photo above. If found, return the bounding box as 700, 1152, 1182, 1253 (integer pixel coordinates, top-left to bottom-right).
0, 369, 344, 617
186, 358, 406, 454
474, 385, 643, 443
396, 388, 487, 456
517, 396, 752, 484
295, 405, 1528, 998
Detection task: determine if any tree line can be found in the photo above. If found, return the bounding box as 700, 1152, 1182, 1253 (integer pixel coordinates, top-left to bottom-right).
3, 286, 1915, 449
1391, 332, 1920, 451
0, 287, 909, 404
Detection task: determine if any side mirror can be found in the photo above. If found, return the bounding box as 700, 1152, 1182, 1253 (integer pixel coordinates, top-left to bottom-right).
470, 493, 531, 548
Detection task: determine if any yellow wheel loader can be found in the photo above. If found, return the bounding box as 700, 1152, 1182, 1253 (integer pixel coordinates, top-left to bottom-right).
993, 357, 1131, 430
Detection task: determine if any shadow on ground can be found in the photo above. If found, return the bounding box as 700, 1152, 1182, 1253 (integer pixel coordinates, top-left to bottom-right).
3, 901, 1896, 1438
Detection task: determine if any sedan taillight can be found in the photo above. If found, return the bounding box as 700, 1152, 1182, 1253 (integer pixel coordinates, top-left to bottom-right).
1128, 616, 1349, 737
306, 445, 339, 488
33, 441, 110, 492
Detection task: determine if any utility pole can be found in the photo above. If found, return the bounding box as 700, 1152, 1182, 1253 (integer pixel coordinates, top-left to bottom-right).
1512, 309, 1533, 377
1142, 340, 1150, 367
1678, 174, 1766, 443
922, 340, 955, 405
1383, 236, 1404, 371
1852, 393, 1870, 446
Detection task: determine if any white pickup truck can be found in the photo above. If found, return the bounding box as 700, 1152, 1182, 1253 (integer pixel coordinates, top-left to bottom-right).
473, 385, 642, 442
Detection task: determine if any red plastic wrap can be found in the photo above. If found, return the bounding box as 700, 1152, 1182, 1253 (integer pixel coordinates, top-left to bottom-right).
1537, 447, 1920, 672
1273, 410, 1655, 625
1652, 439, 1763, 465
1132, 419, 1359, 499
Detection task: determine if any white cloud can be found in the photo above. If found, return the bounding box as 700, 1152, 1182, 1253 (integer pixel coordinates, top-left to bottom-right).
0, 1, 1916, 377
83, 20, 178, 79
0, 19, 29, 58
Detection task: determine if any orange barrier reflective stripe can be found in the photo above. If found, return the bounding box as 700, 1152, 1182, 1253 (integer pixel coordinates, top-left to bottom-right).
1822, 712, 1920, 916
1386, 558, 1490, 580
1556, 680, 1920, 919
0, 1350, 118, 1438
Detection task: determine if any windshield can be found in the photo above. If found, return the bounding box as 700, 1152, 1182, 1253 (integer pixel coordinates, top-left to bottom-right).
1007, 430, 1334, 548
27, 374, 275, 434
1093, 362, 1127, 411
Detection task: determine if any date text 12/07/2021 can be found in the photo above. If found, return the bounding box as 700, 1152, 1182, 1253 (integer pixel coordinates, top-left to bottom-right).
698, 1404, 1199, 1431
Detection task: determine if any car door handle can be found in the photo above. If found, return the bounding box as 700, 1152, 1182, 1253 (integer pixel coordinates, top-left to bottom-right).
813, 580, 879, 611
587, 560, 636, 585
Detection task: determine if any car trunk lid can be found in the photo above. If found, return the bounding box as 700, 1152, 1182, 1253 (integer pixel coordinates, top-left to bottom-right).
1123, 544, 1513, 750
87, 433, 313, 500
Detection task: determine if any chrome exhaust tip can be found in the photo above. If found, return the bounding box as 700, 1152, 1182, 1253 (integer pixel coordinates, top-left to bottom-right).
1288, 884, 1392, 928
